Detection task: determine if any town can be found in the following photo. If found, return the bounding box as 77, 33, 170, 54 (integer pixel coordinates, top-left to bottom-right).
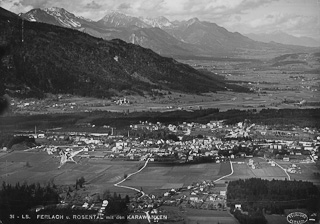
2, 118, 319, 222
18, 120, 318, 165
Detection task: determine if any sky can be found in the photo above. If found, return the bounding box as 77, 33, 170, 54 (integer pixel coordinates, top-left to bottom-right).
1, 0, 319, 40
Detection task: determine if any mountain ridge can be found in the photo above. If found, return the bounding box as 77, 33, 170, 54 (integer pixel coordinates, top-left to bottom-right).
246, 31, 320, 48
19, 7, 313, 58
18, 7, 317, 59
0, 7, 248, 99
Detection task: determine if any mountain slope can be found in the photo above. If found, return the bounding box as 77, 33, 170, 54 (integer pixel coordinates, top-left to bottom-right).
97, 11, 150, 28
141, 16, 173, 28
246, 31, 320, 48
20, 8, 212, 56
164, 18, 264, 54
0, 7, 248, 99
20, 7, 96, 29
19, 7, 313, 58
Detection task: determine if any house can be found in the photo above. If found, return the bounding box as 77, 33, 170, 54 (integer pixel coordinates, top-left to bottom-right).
189, 196, 199, 202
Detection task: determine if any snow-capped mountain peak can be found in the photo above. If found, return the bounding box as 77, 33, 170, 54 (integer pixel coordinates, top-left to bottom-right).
141, 16, 173, 28
98, 11, 150, 28
21, 7, 82, 28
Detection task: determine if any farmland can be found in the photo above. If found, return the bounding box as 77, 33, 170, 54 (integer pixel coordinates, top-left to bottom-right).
225, 158, 288, 182
0, 151, 144, 195
1, 151, 315, 196
7, 52, 320, 116
162, 206, 239, 224
123, 161, 231, 195
0, 150, 234, 196
276, 161, 320, 185
1, 150, 317, 198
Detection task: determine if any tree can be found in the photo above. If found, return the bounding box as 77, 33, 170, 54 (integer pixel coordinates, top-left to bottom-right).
78, 176, 85, 188
103, 189, 111, 200
125, 195, 130, 203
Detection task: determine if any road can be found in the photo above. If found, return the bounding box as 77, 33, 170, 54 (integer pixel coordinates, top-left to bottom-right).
214, 159, 234, 183
259, 157, 291, 180
114, 158, 150, 197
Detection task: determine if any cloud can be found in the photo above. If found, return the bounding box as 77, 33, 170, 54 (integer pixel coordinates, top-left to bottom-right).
0, 0, 318, 39
117, 3, 131, 10
85, 1, 102, 9
248, 13, 318, 33
0, 0, 282, 19
224, 11, 319, 39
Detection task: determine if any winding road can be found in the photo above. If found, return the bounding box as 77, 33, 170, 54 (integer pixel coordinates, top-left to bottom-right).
259, 157, 291, 180
114, 158, 235, 195
214, 159, 234, 183
114, 158, 150, 197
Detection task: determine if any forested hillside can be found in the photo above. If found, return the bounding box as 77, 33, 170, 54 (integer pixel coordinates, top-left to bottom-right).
0, 7, 248, 99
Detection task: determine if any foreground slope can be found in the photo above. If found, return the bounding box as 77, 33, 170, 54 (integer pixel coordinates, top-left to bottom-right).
0, 7, 247, 98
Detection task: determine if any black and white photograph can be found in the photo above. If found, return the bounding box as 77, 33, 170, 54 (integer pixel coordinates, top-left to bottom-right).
0, 0, 320, 223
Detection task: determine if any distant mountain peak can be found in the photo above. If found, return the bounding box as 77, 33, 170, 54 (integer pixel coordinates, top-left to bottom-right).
21, 7, 82, 28
102, 10, 126, 18
186, 17, 201, 26
270, 30, 287, 35
141, 16, 172, 28
99, 11, 150, 28
245, 31, 320, 47
44, 7, 65, 12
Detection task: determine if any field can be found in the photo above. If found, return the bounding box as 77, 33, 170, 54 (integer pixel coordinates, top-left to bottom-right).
225, 158, 288, 181
0, 151, 143, 195
161, 206, 239, 224
8, 52, 320, 116
276, 161, 320, 185
1, 150, 318, 198
122, 161, 231, 195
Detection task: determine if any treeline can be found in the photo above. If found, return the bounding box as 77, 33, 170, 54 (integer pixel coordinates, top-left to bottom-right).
0, 108, 319, 134
232, 210, 267, 224
101, 190, 129, 216
0, 182, 60, 222
91, 108, 320, 128
0, 134, 37, 150
227, 178, 320, 214
0, 181, 130, 223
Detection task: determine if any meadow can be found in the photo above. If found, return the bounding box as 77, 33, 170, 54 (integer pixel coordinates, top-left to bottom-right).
277, 161, 320, 185
122, 161, 231, 195
0, 151, 143, 195
225, 158, 287, 182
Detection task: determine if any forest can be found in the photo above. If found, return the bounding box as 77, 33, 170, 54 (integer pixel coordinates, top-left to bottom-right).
0, 182, 59, 223
0, 182, 130, 224
227, 178, 320, 214
0, 7, 248, 100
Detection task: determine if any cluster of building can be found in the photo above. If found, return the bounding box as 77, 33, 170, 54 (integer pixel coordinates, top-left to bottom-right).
162, 181, 227, 211
22, 119, 318, 166
114, 98, 130, 105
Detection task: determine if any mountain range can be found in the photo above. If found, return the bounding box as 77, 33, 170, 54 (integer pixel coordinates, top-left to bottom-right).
0, 7, 248, 99
19, 7, 312, 57
246, 31, 320, 48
